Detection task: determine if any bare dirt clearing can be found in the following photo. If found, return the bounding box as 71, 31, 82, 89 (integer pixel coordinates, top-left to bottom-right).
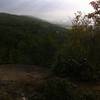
0, 64, 99, 92
0, 64, 49, 81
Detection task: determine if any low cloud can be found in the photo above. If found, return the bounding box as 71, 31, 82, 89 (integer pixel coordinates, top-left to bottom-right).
0, 0, 93, 23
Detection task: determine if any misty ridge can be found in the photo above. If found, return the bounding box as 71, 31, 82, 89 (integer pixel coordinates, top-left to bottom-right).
0, 0, 99, 100
0, 0, 92, 25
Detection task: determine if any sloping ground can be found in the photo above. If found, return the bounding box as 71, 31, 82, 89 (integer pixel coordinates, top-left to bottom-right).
76, 82, 100, 92
0, 64, 100, 92
0, 64, 48, 81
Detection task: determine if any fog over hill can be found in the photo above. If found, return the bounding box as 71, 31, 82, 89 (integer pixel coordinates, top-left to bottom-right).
0, 0, 93, 25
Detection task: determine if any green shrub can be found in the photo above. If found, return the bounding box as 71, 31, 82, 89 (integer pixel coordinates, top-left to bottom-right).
77, 90, 99, 100
33, 78, 76, 100
53, 58, 98, 82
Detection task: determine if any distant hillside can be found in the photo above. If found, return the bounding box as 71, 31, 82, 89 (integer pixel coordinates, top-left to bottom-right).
0, 13, 67, 34
0, 13, 69, 65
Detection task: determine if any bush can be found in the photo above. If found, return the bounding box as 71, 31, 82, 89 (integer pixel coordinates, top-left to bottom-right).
33, 78, 76, 100
53, 57, 98, 82
77, 90, 99, 100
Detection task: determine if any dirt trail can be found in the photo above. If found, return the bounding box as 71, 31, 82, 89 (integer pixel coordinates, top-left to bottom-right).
74, 82, 100, 91
0, 64, 49, 81
0, 64, 100, 91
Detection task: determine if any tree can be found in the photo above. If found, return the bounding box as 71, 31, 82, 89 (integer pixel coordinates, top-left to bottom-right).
72, 0, 100, 32
88, 0, 100, 31
72, 11, 91, 33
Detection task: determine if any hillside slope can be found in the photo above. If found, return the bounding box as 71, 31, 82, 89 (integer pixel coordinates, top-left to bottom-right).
0, 13, 69, 65
0, 13, 67, 34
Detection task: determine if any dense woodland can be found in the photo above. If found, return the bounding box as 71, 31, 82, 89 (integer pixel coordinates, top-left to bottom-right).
0, 12, 100, 82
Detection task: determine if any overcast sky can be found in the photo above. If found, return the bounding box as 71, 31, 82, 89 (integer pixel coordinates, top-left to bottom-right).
0, 0, 93, 23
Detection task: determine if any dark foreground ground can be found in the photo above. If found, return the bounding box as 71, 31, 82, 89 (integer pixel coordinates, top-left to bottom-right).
0, 64, 50, 100
0, 64, 99, 100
